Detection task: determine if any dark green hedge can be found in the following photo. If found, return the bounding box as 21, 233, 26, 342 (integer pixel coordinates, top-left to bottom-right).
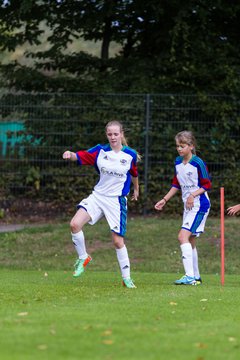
0, 92, 239, 217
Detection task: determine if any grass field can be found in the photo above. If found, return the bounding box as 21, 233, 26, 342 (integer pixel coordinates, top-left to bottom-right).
0, 216, 240, 359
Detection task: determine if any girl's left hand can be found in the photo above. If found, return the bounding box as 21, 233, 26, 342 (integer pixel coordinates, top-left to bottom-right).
186, 194, 194, 210
131, 189, 139, 201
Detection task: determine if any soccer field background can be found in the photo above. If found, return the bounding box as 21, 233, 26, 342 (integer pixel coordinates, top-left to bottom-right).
0, 217, 240, 359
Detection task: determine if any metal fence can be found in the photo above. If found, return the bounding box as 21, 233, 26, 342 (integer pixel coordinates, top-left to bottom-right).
0, 92, 239, 215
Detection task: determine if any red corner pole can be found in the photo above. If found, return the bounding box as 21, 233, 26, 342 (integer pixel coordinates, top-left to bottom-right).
220, 187, 225, 286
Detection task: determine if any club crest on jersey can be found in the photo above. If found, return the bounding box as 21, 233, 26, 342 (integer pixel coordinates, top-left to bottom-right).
120, 159, 127, 166
187, 172, 192, 176
103, 155, 108, 160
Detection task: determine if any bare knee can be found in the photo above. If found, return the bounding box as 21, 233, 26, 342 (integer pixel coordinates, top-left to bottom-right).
70, 218, 82, 233
178, 229, 191, 244
70, 208, 91, 233
178, 232, 184, 243
112, 233, 124, 249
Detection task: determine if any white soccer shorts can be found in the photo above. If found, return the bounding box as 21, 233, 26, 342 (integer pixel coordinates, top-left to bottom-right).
182, 207, 210, 236
77, 191, 127, 236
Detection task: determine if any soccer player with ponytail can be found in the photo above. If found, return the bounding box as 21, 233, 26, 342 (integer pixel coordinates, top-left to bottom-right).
63, 121, 140, 288
155, 131, 211, 285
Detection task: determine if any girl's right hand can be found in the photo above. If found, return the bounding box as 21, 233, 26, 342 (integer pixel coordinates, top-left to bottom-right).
63, 150, 71, 159
154, 199, 166, 211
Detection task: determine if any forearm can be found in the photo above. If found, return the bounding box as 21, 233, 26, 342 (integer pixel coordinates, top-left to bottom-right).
163, 187, 179, 202
131, 176, 139, 191
131, 176, 139, 201
190, 187, 206, 199
155, 186, 179, 210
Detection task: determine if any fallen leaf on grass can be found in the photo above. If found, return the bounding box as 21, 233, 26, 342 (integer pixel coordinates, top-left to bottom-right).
50, 328, 56, 335
102, 330, 112, 336
17, 312, 28, 316
195, 342, 207, 349
37, 344, 48, 350
169, 301, 177, 306
102, 340, 114, 345
200, 299, 208, 302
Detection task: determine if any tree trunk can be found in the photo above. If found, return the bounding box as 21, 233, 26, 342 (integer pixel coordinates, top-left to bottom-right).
101, 17, 112, 61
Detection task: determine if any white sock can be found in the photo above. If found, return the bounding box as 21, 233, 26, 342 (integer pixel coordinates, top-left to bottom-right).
180, 243, 194, 277
116, 245, 130, 279
192, 247, 200, 279
71, 230, 88, 259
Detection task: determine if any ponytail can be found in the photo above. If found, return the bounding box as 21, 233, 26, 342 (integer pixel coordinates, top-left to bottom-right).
122, 134, 128, 147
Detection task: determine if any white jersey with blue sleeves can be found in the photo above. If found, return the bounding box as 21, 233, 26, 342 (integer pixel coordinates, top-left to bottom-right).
172, 155, 211, 212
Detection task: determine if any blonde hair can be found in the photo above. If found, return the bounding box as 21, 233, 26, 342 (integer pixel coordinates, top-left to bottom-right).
105, 120, 141, 161
175, 130, 197, 155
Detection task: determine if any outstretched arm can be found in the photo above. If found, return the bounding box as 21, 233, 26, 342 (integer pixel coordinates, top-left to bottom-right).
62, 150, 77, 161
131, 176, 139, 201
154, 187, 179, 211
227, 204, 240, 216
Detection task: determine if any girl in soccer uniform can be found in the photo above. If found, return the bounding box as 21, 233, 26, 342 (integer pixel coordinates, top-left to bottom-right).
62, 120, 139, 288
155, 130, 211, 285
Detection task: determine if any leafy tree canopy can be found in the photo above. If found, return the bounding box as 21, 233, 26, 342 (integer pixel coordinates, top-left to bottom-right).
0, 0, 240, 94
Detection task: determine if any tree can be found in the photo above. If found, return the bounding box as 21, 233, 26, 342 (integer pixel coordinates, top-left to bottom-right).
0, 0, 239, 94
